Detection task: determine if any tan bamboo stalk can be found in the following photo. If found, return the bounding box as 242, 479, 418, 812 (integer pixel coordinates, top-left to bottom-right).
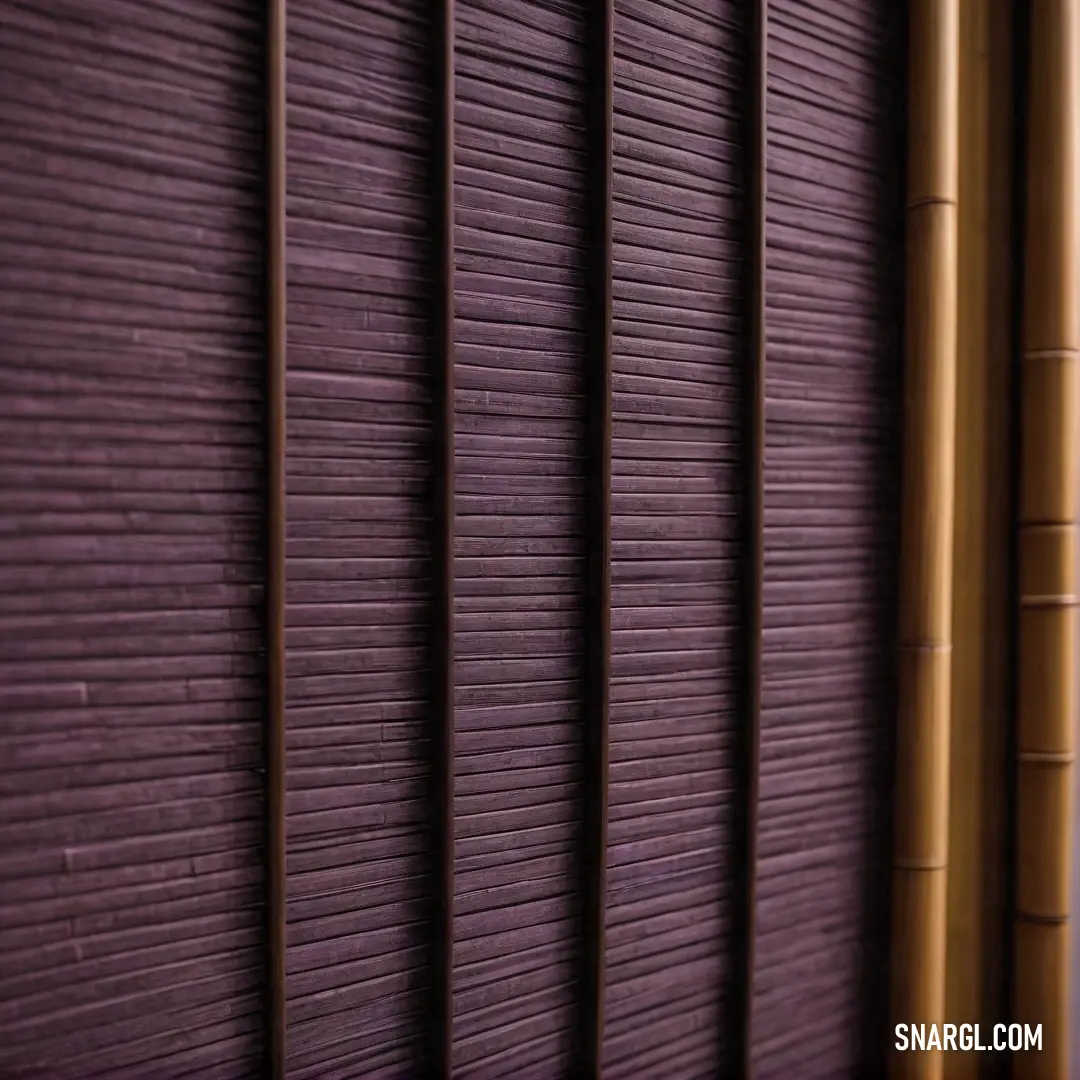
944, 4, 1014, 1077
890, 2, 960, 1079
1012, 2, 1080, 1077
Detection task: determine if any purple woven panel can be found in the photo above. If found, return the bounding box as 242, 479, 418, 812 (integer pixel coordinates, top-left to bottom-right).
753, 1, 904, 1076
283, 1, 432, 1075
0, 2, 267, 1076
604, 1, 748, 1076
451, 0, 587, 1073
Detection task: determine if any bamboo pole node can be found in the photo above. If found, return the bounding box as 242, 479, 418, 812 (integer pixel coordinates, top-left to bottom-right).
1016, 912, 1071, 926
909, 196, 959, 210
1024, 347, 1080, 361
1018, 752, 1077, 766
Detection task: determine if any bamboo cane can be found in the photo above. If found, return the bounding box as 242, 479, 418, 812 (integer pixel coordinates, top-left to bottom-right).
890, 3, 960, 1079
1012, 3, 1080, 1077
944, 5, 1014, 1078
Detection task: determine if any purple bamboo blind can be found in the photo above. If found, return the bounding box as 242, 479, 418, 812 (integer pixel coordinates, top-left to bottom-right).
0, 1, 268, 1075
451, 0, 588, 1072
282, 1, 433, 1074
753, 0, 905, 1075
605, 1, 749, 1075
0, 0, 927, 1074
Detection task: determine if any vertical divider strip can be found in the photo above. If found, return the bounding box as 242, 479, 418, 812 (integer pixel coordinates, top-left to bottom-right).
580, 0, 614, 1073
265, 0, 288, 1074
735, 0, 768, 1075
430, 0, 456, 1074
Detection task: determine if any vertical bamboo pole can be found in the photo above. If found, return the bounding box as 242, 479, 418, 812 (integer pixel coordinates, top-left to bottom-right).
1012, 2, 1079, 1076
890, 3, 959, 1079
945, 7, 988, 1069
430, 0, 456, 1074
265, 0, 288, 1074
944, 4, 1014, 1078
580, 0, 612, 1071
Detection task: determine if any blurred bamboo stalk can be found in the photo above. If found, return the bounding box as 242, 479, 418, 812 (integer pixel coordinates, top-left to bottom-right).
1012, 3, 1080, 1077
944, 4, 1014, 1079
890, 2, 960, 1078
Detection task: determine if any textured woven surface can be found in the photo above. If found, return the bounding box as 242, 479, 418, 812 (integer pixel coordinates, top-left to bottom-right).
753, 1, 904, 1075
0, 1, 267, 1076
451, 0, 587, 1073
604, 1, 748, 1075
0, 1, 916, 1073
283, 0, 433, 1074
